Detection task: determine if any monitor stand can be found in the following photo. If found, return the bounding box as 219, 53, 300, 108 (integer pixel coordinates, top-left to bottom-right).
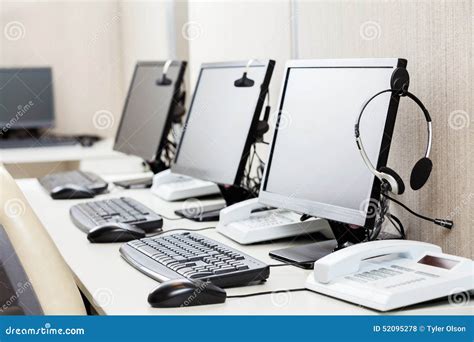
174, 185, 254, 222
269, 220, 367, 269
147, 159, 168, 174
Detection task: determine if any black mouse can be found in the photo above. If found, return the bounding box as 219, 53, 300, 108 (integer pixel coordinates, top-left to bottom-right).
87, 222, 146, 243
76, 134, 101, 147
148, 279, 227, 308
50, 184, 95, 199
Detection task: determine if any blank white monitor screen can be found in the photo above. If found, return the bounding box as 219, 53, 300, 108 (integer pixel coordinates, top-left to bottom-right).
114, 62, 182, 161
172, 63, 268, 185
261, 63, 397, 226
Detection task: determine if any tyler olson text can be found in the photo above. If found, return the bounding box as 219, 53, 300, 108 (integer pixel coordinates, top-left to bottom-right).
427, 325, 466, 334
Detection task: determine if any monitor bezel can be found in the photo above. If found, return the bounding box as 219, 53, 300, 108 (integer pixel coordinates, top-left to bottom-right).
172, 60, 275, 186
0, 67, 55, 129
259, 58, 407, 229
113, 60, 187, 161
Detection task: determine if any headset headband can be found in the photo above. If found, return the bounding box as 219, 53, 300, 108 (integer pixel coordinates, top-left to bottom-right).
162, 60, 173, 77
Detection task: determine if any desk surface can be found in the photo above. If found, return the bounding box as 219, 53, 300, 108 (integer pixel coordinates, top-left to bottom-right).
0, 139, 118, 164
17, 177, 473, 315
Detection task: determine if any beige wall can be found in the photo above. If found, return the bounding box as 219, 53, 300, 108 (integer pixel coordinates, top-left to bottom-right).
296, 0, 473, 258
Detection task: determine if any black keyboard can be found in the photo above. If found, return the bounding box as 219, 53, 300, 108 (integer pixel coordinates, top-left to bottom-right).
0, 136, 78, 148
39, 170, 108, 195
120, 232, 270, 287
70, 197, 163, 233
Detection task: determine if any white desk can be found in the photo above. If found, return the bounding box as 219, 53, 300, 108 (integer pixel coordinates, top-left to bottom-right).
16, 176, 473, 315
0, 139, 145, 178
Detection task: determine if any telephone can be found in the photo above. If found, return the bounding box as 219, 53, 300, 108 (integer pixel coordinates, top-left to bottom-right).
151, 169, 220, 201
305, 240, 474, 311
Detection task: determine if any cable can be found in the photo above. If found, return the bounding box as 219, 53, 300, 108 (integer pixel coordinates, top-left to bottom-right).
227, 288, 307, 299
157, 214, 184, 221
147, 226, 215, 238
268, 261, 311, 268
382, 193, 444, 225
391, 214, 406, 238
387, 213, 406, 239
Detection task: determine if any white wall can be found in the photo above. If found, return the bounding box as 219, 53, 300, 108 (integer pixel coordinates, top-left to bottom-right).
186, 0, 292, 108
119, 0, 174, 92
0, 0, 175, 137
0, 1, 123, 137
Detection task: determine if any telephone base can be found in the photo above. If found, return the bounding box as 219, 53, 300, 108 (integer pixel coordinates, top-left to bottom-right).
305, 240, 474, 311
217, 213, 332, 245
217, 199, 333, 244
151, 169, 220, 201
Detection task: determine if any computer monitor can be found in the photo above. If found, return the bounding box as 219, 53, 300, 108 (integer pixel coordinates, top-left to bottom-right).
260, 59, 405, 233
172, 60, 274, 187
113, 61, 186, 163
0, 68, 55, 132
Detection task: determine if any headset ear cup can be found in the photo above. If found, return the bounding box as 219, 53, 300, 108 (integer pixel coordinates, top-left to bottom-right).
410, 157, 433, 190
379, 167, 405, 195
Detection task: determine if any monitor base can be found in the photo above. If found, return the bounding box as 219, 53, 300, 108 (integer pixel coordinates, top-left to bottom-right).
269, 221, 403, 269
269, 220, 367, 269
174, 204, 225, 222
270, 239, 337, 269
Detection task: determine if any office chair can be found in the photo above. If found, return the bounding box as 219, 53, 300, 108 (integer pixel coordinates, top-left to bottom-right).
0, 165, 86, 315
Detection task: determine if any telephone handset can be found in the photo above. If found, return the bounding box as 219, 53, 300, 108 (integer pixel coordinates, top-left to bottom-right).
306, 240, 474, 311
315, 240, 442, 283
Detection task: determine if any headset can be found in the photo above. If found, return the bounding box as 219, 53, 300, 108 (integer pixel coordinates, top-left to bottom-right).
354, 67, 452, 229
151, 60, 187, 173
234, 59, 272, 196
234, 59, 271, 140
355, 68, 433, 195
156, 60, 173, 86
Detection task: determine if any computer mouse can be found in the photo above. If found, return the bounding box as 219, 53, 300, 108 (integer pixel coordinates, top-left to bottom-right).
50, 184, 95, 200
87, 222, 146, 243
76, 134, 101, 147
148, 279, 227, 308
